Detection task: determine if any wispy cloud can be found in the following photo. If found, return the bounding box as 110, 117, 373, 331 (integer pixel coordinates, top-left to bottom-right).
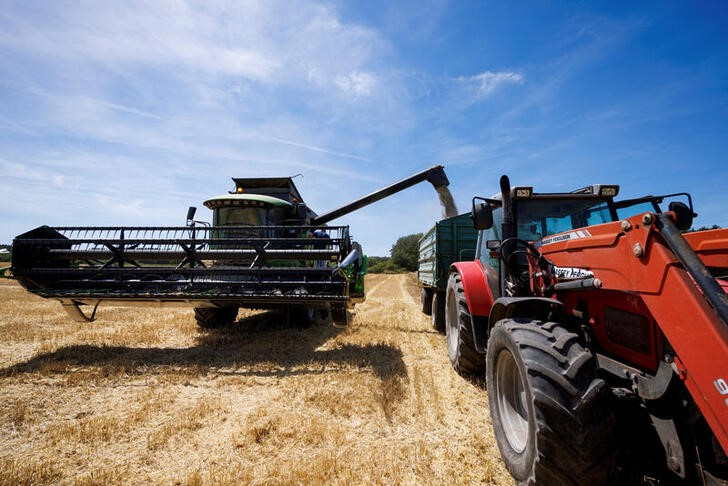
257, 135, 373, 163
335, 71, 377, 98
456, 70, 524, 101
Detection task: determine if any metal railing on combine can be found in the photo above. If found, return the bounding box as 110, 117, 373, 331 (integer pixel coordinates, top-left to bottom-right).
12, 226, 352, 301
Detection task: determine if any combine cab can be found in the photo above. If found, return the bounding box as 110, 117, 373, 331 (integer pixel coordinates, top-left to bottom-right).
12, 166, 450, 328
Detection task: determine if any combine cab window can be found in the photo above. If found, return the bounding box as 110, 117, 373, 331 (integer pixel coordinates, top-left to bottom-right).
217, 207, 267, 226
515, 198, 612, 240
214, 206, 287, 226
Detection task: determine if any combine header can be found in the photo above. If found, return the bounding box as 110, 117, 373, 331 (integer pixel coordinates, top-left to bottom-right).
13, 165, 450, 328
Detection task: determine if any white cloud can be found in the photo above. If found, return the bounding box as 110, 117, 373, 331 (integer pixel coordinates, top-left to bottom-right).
335, 71, 377, 98
457, 70, 524, 100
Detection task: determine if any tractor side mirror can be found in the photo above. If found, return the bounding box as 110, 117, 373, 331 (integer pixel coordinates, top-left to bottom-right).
668, 201, 694, 231
186, 206, 197, 224
472, 199, 493, 230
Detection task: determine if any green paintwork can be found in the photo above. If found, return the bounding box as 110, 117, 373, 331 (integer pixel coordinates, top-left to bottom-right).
203, 193, 295, 209
418, 213, 478, 291
347, 254, 368, 298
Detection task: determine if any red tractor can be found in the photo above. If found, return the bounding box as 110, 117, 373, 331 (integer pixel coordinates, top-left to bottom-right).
445, 176, 728, 485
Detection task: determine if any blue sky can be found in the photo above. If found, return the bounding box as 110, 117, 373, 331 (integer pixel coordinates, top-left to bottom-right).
1, 1, 726, 255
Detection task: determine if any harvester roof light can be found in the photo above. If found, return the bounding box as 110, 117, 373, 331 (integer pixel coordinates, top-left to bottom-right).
514, 187, 533, 198
236, 187, 244, 193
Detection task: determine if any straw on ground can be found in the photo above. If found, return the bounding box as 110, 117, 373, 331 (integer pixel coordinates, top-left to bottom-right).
0, 274, 510, 485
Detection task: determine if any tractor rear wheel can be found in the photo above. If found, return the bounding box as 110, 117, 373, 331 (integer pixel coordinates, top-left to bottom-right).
431, 291, 445, 332
486, 319, 616, 485
420, 288, 433, 315
445, 272, 484, 375
194, 306, 238, 330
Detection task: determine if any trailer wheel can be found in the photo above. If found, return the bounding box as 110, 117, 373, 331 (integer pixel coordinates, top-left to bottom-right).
445, 272, 484, 375
194, 306, 238, 330
486, 319, 616, 485
431, 291, 445, 332
420, 288, 433, 315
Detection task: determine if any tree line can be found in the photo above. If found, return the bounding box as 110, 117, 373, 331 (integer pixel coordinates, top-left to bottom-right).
367, 233, 422, 273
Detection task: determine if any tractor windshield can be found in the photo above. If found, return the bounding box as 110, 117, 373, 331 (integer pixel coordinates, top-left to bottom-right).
514, 198, 613, 241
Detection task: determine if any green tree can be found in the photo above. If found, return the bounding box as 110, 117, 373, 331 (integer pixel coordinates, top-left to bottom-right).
390, 233, 423, 272
686, 224, 721, 233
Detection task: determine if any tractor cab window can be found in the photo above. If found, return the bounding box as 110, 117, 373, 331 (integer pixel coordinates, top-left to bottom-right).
515, 198, 612, 241
615, 201, 658, 221
477, 207, 503, 268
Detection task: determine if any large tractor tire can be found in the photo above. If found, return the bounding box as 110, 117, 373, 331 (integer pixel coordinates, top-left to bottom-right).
486, 319, 616, 485
431, 291, 445, 332
420, 288, 433, 315
445, 272, 484, 375
194, 306, 238, 330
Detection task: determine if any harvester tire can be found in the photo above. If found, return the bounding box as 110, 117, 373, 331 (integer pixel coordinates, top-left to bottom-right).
194, 307, 238, 330
431, 291, 445, 332
445, 272, 484, 375
420, 288, 433, 315
486, 319, 616, 485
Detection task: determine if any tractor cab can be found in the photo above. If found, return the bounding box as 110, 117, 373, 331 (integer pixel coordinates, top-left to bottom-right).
471, 178, 698, 300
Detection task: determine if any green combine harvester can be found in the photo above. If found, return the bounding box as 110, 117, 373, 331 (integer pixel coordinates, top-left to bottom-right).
12, 166, 450, 328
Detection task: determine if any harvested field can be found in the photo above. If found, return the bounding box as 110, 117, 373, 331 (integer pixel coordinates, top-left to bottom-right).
0, 274, 510, 485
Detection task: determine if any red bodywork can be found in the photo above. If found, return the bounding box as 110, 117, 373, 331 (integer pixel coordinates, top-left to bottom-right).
451, 260, 494, 317
456, 213, 728, 453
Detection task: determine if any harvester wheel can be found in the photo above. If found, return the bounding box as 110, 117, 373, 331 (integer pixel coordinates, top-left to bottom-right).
420, 288, 433, 315
486, 319, 616, 485
445, 272, 484, 375
431, 291, 445, 332
194, 306, 238, 330
287, 307, 317, 328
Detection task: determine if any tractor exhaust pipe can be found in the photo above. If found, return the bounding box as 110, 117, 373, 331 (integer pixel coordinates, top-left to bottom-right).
499, 175, 516, 295
500, 175, 514, 241
311, 165, 450, 225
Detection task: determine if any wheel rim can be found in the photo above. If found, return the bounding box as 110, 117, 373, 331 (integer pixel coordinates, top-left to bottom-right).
446, 288, 459, 359
495, 349, 529, 453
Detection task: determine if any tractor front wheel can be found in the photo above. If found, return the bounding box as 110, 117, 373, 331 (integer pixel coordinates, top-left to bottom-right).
486, 319, 616, 485
194, 306, 238, 330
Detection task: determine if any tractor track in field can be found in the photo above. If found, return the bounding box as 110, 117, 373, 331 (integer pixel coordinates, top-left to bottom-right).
0, 274, 510, 485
